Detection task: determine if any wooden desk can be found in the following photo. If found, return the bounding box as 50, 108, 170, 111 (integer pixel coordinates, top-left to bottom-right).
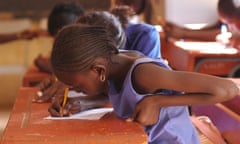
22, 65, 50, 87
1, 87, 147, 144
192, 104, 240, 144
165, 40, 240, 77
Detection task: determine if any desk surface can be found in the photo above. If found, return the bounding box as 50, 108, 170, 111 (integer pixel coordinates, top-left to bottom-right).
1, 87, 147, 144
165, 40, 240, 76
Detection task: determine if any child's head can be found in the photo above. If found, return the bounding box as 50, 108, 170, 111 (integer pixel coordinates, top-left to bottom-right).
51, 24, 119, 95
110, 5, 135, 29
77, 11, 126, 49
218, 0, 240, 34
48, 1, 85, 37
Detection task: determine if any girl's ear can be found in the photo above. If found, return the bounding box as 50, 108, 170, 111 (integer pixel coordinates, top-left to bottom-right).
91, 64, 106, 75
91, 57, 108, 75
91, 64, 107, 82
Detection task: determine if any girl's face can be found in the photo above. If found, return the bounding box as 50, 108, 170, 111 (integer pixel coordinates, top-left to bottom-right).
55, 69, 107, 96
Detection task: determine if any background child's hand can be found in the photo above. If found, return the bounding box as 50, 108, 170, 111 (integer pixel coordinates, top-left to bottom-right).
32, 76, 65, 103
34, 54, 52, 73
162, 21, 186, 39
132, 96, 160, 126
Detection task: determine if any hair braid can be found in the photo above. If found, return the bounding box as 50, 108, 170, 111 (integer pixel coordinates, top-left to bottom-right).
51, 24, 119, 73
77, 11, 126, 49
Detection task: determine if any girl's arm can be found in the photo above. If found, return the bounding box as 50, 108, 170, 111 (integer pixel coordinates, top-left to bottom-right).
131, 63, 239, 126
132, 63, 239, 105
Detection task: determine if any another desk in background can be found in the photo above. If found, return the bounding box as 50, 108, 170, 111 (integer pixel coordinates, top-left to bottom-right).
164, 40, 240, 77
1, 87, 147, 144
22, 65, 50, 87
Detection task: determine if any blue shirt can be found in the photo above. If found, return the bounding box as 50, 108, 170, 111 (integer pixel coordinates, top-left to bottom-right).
124, 23, 161, 59
108, 57, 199, 144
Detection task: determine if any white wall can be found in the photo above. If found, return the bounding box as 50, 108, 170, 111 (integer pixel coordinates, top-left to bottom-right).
165, 0, 219, 29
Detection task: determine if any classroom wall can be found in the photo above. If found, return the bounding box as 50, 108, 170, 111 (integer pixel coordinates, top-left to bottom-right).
0, 19, 53, 108
0, 0, 112, 19
165, 0, 219, 29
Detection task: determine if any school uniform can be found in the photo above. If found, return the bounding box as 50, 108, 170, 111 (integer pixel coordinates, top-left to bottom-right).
124, 23, 161, 59
108, 57, 200, 144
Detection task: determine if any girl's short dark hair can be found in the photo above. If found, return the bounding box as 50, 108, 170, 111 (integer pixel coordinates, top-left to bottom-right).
48, 2, 85, 37
218, 0, 240, 20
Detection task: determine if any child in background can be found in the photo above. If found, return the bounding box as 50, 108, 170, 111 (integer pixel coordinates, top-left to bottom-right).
163, 0, 240, 47
49, 24, 239, 144
31, 2, 85, 103
34, 1, 85, 74
111, 5, 161, 59
217, 0, 240, 49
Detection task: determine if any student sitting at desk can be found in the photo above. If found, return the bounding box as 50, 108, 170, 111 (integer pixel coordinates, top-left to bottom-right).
217, 0, 240, 49
34, 1, 85, 74
163, 0, 240, 48
48, 23, 239, 144
34, 7, 162, 103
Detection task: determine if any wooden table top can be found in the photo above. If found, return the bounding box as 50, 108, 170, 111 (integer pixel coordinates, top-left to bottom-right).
164, 39, 240, 75
1, 87, 147, 144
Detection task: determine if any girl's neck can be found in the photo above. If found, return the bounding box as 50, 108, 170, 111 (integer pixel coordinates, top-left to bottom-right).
108, 52, 143, 91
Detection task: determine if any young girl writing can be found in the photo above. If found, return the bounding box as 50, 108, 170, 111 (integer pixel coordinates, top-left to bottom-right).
35, 10, 161, 103
49, 24, 239, 143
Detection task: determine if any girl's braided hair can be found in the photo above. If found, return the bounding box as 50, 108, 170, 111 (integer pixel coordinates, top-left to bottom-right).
77, 11, 126, 49
51, 24, 119, 73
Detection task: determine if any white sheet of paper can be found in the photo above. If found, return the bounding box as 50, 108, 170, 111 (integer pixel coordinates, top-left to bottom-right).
44, 108, 113, 120
68, 90, 87, 98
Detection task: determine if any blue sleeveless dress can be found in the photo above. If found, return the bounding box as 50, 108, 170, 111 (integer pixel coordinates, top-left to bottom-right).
108, 58, 200, 144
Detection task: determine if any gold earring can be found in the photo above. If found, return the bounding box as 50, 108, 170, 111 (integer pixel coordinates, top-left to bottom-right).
100, 71, 106, 82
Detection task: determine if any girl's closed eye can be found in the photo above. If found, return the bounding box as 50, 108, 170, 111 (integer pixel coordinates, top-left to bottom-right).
71, 86, 84, 93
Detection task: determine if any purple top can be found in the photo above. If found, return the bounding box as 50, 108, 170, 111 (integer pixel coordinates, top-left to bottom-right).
108, 57, 199, 144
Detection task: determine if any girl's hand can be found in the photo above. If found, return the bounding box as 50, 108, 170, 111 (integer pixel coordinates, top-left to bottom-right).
48, 97, 81, 117
48, 95, 109, 117
132, 96, 160, 126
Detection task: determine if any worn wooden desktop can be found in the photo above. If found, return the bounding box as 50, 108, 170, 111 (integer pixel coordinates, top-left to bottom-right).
164, 39, 240, 77
22, 65, 50, 87
1, 87, 147, 144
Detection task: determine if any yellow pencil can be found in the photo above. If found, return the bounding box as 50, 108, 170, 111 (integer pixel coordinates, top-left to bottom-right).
60, 87, 69, 116
62, 87, 69, 108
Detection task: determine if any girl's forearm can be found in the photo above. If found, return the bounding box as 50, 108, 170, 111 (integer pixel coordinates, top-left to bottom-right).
149, 92, 234, 108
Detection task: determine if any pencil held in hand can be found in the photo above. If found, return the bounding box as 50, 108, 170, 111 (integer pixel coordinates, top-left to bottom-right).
60, 87, 69, 116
